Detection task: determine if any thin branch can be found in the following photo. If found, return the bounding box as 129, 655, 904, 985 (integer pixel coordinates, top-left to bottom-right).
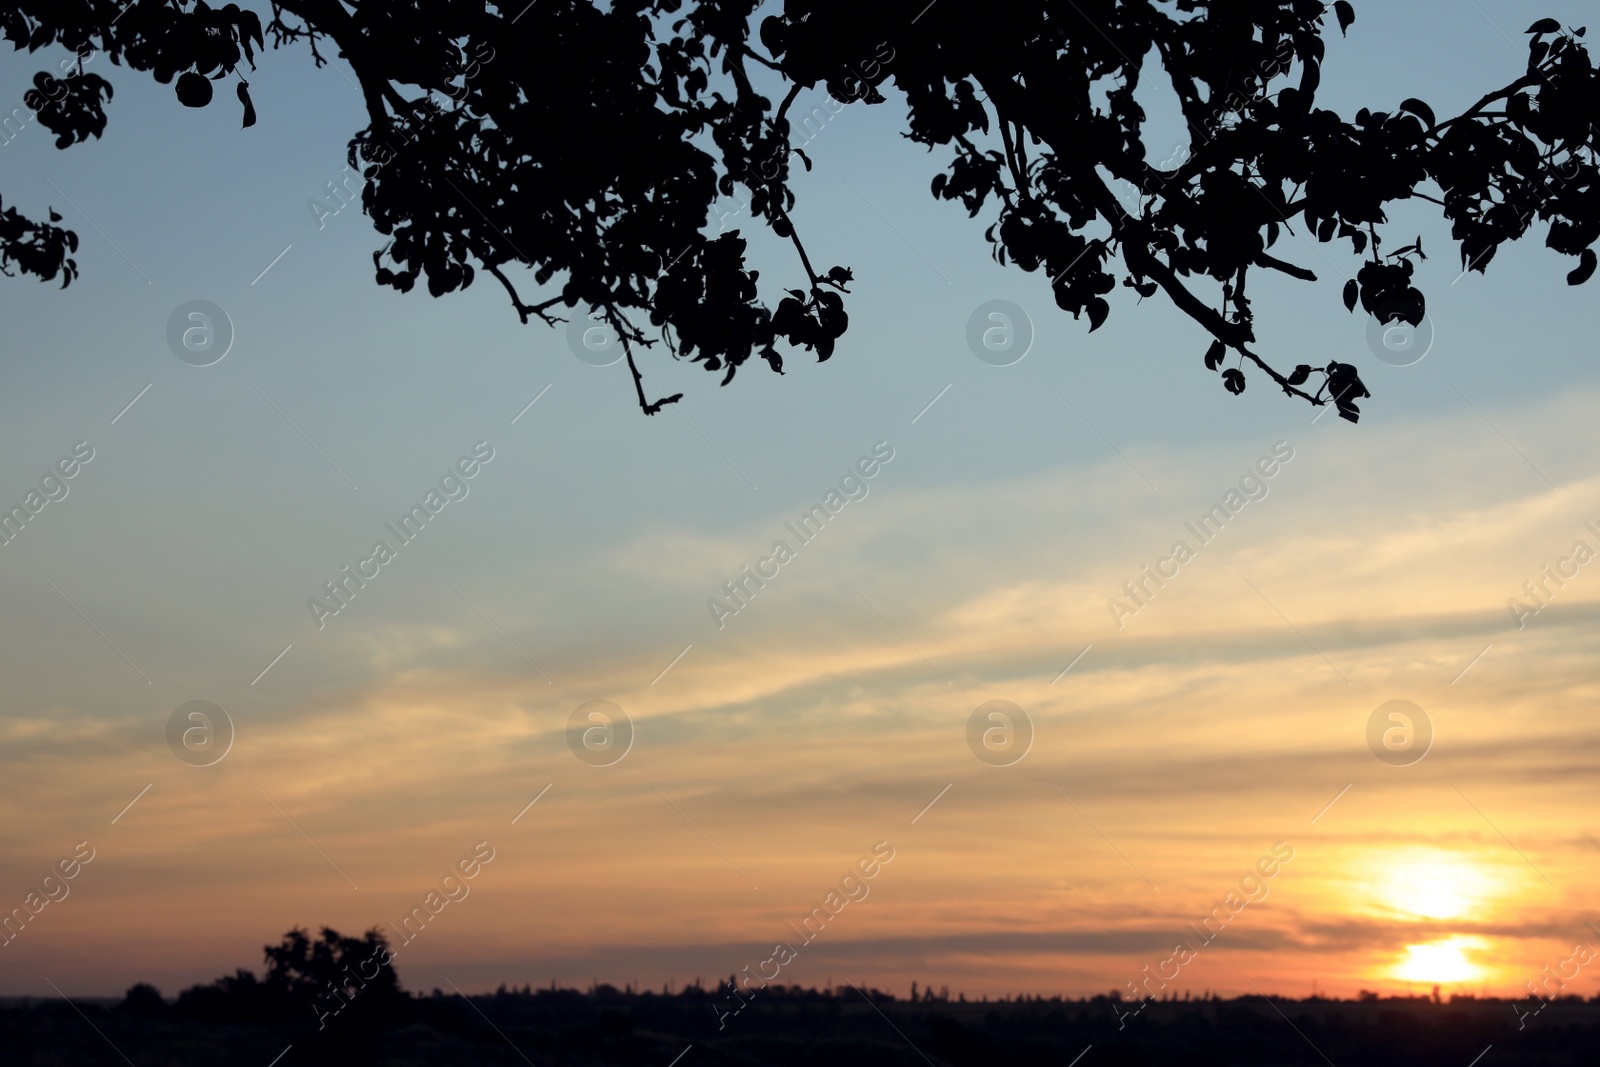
995, 107, 1028, 195
487, 263, 564, 326
1119, 222, 1249, 346
775, 206, 822, 289
972, 58, 1334, 410
274, 0, 412, 125
773, 83, 804, 130
739, 44, 784, 72
605, 304, 682, 416
1237, 343, 1324, 405
1431, 74, 1542, 134
1253, 251, 1317, 282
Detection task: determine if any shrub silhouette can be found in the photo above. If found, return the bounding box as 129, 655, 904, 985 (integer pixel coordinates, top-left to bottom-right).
116, 982, 168, 1019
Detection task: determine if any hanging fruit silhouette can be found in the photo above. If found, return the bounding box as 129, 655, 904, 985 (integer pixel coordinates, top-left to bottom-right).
175, 72, 212, 108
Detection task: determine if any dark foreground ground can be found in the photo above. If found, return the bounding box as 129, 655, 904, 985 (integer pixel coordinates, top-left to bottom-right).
3, 985, 1598, 1067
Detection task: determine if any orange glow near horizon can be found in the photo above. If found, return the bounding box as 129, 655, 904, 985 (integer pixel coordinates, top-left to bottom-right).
5, 412, 1600, 1001
1391, 937, 1489, 985
1371, 851, 1503, 922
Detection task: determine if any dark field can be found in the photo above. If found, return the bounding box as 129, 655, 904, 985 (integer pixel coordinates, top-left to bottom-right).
5, 984, 1598, 1067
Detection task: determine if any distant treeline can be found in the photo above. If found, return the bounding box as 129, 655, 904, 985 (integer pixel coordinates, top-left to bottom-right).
7, 927, 1600, 1066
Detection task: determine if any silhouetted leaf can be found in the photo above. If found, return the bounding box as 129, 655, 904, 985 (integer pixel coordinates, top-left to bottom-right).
1326, 362, 1370, 424
1343, 278, 1358, 312
1287, 364, 1312, 386
1567, 248, 1597, 285
1398, 98, 1436, 127
237, 82, 256, 128
1222, 368, 1246, 394
759, 16, 787, 55
1086, 297, 1110, 332
1334, 2, 1356, 36
1527, 18, 1562, 35
1204, 339, 1226, 371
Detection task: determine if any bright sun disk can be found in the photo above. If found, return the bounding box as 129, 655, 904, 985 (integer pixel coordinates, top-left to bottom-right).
1374, 854, 1495, 920
1392, 937, 1486, 983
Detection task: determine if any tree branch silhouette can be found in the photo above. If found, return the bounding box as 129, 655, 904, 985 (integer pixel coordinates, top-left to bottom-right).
3, 2, 1598, 419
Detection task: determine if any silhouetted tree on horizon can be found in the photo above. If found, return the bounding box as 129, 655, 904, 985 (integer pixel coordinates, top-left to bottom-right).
4, 2, 1598, 419
138, 926, 402, 1064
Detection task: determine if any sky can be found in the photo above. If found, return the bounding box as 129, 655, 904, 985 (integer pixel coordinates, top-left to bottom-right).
2, 0, 1600, 1005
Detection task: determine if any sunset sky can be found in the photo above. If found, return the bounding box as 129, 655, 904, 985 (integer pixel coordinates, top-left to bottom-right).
2, 0, 1599, 1003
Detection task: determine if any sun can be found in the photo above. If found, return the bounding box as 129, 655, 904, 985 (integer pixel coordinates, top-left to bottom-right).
1392, 937, 1488, 984
1372, 852, 1498, 921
